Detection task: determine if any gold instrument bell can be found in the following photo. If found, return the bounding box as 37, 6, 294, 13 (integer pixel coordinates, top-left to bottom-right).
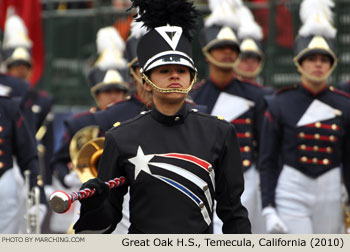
69, 126, 104, 182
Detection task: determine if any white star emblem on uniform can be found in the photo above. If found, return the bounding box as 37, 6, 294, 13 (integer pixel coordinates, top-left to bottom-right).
128, 146, 154, 180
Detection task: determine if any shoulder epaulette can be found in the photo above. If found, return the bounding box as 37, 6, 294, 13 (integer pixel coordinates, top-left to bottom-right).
276, 84, 298, 94
242, 79, 263, 89
191, 78, 206, 91
329, 86, 350, 98
73, 110, 92, 119
107, 96, 131, 108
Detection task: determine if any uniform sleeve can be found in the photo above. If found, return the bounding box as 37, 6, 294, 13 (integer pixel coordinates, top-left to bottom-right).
258, 101, 282, 208
49, 125, 72, 187
215, 124, 251, 234
73, 131, 127, 233
12, 108, 46, 204
253, 93, 267, 170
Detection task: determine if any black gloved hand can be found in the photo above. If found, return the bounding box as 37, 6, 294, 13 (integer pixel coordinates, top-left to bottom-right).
79, 178, 109, 212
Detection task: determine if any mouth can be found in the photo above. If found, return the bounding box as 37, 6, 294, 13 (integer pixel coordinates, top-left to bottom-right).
168, 83, 183, 88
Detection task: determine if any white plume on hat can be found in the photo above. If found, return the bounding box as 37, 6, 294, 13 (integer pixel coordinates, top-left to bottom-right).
205, 0, 243, 29
95, 26, 127, 70
298, 0, 336, 38
237, 5, 263, 41
208, 0, 226, 11
129, 19, 148, 39
3, 13, 32, 49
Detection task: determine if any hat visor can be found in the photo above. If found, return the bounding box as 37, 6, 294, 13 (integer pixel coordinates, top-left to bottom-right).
297, 49, 335, 64
142, 51, 197, 73
207, 40, 240, 52
94, 83, 128, 94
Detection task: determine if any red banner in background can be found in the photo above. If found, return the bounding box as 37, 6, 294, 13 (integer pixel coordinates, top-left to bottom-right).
0, 0, 44, 86
249, 0, 294, 48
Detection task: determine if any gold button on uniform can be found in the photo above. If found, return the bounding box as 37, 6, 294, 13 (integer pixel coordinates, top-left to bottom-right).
329, 135, 335, 142
323, 159, 329, 165
312, 158, 318, 164
300, 145, 306, 150
246, 118, 252, 124
243, 146, 251, 152
243, 160, 251, 167
0, 126, 3, 132
314, 134, 320, 140
174, 116, 180, 121
326, 147, 333, 153
301, 156, 307, 163
313, 145, 319, 152
0, 162, 4, 168
245, 132, 251, 138
331, 124, 338, 130
315, 122, 321, 128
299, 132, 305, 138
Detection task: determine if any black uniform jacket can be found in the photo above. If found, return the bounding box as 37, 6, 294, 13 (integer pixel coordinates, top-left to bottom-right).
74, 103, 251, 234
259, 84, 350, 208
0, 96, 46, 203
191, 77, 266, 171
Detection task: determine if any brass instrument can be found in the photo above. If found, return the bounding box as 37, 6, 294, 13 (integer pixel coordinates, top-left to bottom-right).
74, 137, 104, 183
69, 126, 104, 183
24, 170, 41, 234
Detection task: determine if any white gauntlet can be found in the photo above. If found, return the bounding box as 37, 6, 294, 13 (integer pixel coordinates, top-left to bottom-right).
262, 206, 288, 234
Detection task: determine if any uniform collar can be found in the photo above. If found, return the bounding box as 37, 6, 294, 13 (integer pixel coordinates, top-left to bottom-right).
300, 82, 328, 97
150, 102, 189, 125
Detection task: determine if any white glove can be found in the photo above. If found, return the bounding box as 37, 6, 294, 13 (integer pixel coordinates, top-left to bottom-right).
44, 185, 55, 200
262, 206, 288, 234
28, 204, 47, 227
64, 170, 81, 188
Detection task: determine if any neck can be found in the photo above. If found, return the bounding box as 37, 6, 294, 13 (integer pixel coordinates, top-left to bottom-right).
136, 83, 153, 107
153, 98, 185, 116
210, 65, 235, 89
301, 76, 327, 94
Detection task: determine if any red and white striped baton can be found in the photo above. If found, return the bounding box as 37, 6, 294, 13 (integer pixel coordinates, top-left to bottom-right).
49, 177, 126, 214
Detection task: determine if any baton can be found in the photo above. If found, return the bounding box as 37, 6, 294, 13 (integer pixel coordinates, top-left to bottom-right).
49, 177, 126, 214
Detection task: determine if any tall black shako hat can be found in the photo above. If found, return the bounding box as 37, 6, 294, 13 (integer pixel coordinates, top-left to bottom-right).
200, 0, 241, 68
130, 0, 198, 94
294, 0, 337, 82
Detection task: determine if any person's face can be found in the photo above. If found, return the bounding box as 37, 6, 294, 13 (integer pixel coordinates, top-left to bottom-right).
96, 88, 126, 110
7, 64, 31, 81
300, 54, 332, 80
146, 64, 191, 103
236, 56, 260, 73
209, 45, 238, 64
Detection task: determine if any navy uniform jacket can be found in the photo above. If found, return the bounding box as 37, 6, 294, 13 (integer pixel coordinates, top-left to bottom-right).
0, 73, 29, 98
191, 78, 266, 171
20, 89, 54, 184
259, 84, 350, 208
0, 96, 46, 204
94, 94, 150, 133
338, 81, 350, 94
50, 108, 101, 187
73, 103, 251, 234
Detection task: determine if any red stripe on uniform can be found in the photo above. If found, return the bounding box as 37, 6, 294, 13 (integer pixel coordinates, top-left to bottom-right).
160, 153, 211, 171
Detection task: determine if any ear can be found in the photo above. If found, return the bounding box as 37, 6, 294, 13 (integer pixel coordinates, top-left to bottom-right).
144, 82, 153, 92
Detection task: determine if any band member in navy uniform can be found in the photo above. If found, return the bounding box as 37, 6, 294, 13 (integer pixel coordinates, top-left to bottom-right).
259, 0, 350, 234
73, 0, 250, 234
234, 5, 273, 96
0, 94, 46, 233
190, 0, 266, 233
2, 13, 55, 190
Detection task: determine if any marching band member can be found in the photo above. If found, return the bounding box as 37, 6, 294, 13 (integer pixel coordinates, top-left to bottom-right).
191, 0, 266, 233
73, 0, 251, 234
259, 0, 350, 234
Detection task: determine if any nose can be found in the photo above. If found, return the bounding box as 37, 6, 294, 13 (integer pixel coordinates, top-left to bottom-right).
170, 68, 180, 79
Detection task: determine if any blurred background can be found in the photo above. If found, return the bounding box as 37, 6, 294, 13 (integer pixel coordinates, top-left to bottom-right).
0, 0, 349, 148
